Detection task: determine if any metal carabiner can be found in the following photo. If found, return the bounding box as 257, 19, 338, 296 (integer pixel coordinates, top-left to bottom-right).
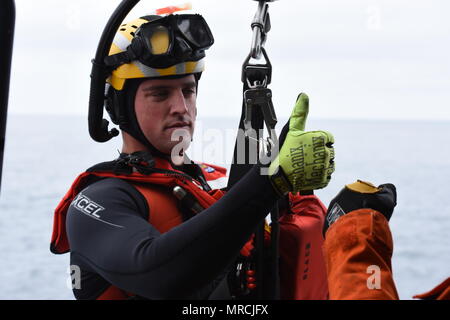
250, 1, 272, 59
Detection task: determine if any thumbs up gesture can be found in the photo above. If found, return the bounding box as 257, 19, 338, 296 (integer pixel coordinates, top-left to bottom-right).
268, 93, 335, 195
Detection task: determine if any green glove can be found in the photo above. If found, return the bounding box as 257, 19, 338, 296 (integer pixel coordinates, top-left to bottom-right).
268, 93, 335, 195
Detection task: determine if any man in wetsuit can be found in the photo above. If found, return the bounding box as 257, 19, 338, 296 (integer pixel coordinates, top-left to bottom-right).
50, 13, 335, 299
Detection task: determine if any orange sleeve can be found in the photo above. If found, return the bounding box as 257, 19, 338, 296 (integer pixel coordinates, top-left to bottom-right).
413, 278, 450, 300
323, 209, 399, 300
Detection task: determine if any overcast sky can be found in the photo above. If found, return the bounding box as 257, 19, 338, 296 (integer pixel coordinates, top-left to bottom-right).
9, 0, 450, 121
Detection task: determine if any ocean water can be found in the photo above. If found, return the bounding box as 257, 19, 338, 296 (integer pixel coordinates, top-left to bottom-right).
0, 114, 449, 300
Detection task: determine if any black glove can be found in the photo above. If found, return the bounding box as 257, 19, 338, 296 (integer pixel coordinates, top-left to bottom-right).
323, 180, 397, 235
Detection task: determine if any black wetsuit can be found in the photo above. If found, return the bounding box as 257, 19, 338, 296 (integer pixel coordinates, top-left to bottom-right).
67, 161, 279, 300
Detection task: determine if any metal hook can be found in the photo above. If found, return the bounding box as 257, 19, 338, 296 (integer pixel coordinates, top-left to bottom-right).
250, 1, 274, 59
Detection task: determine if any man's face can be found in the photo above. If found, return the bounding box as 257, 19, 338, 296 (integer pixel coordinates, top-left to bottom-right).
134, 75, 197, 155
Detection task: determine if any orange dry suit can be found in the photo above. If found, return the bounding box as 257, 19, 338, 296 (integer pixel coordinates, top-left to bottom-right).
323, 209, 449, 300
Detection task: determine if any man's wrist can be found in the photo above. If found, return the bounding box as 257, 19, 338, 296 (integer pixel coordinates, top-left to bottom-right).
268, 167, 291, 197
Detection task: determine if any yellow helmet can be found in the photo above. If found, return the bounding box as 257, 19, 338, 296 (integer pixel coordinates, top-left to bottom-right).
106, 14, 212, 91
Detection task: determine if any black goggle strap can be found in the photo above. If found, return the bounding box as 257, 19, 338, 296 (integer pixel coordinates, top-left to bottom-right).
104, 45, 139, 69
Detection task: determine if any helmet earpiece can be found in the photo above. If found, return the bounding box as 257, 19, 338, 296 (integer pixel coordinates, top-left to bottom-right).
105, 87, 126, 126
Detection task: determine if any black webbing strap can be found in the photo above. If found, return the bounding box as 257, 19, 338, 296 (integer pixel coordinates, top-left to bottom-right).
227, 51, 280, 301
